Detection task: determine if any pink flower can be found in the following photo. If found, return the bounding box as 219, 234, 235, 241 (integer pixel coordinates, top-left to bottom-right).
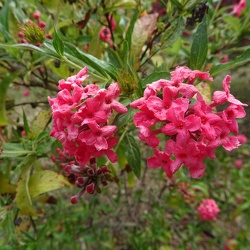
211, 75, 247, 107
147, 149, 173, 178
234, 159, 243, 169
78, 122, 117, 151
236, 134, 247, 144
97, 82, 128, 114
232, 0, 246, 17
131, 66, 247, 179
161, 100, 201, 142
166, 139, 206, 178
197, 199, 220, 221
46, 34, 52, 39
23, 89, 30, 97
108, 14, 116, 31
33, 11, 40, 20
38, 21, 46, 28
99, 27, 112, 43
48, 67, 127, 167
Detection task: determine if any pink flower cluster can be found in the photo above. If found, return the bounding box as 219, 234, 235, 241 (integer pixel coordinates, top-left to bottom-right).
48, 67, 128, 167
232, 0, 246, 17
197, 199, 220, 221
130, 66, 247, 178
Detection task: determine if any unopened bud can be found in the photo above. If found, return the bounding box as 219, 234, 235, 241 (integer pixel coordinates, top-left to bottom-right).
86, 183, 95, 194
101, 180, 108, 186
46, 34, 53, 39
100, 165, 110, 174
96, 168, 102, 176
70, 196, 78, 204
77, 177, 85, 184
18, 30, 24, 38
33, 11, 40, 20
87, 168, 95, 176
20, 22, 46, 44
38, 21, 46, 29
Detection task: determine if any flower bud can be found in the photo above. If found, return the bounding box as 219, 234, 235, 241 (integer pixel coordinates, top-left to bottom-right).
87, 168, 95, 176
70, 196, 78, 204
33, 11, 40, 20
101, 180, 108, 186
100, 165, 110, 174
86, 183, 95, 194
38, 21, 46, 29
20, 22, 46, 45
77, 177, 85, 184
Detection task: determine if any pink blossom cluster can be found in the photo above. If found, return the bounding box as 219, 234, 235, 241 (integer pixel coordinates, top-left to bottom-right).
130, 66, 247, 178
231, 0, 246, 17
197, 199, 220, 221
48, 67, 128, 167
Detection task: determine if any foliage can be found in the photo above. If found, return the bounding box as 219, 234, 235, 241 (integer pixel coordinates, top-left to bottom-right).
0, 0, 250, 249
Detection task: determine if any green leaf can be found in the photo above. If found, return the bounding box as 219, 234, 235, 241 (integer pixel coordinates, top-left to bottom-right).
161, 17, 185, 48
124, 9, 140, 51
27, 110, 51, 140
0, 0, 11, 41
210, 49, 250, 76
22, 109, 30, 134
139, 71, 170, 91
169, 0, 183, 10
105, 0, 137, 12
190, 16, 208, 70
0, 43, 59, 59
113, 107, 135, 128
33, 132, 56, 157
15, 156, 37, 216
88, 26, 102, 59
191, 182, 209, 197
222, 15, 241, 34
28, 170, 70, 198
0, 173, 16, 194
0, 74, 16, 126
106, 48, 123, 69
124, 134, 141, 179
64, 42, 117, 80
0, 143, 33, 158
52, 29, 64, 57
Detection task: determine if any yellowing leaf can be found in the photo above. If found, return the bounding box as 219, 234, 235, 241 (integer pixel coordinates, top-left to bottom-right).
27, 110, 51, 139
15, 158, 37, 216
0, 173, 16, 194
196, 81, 211, 103
127, 171, 135, 188
131, 13, 158, 69
14, 215, 32, 238
28, 170, 70, 198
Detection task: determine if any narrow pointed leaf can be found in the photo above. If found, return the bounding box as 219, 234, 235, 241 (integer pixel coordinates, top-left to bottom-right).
210, 49, 250, 76
52, 29, 64, 57
190, 16, 208, 70
0, 74, 18, 126
124, 134, 141, 179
